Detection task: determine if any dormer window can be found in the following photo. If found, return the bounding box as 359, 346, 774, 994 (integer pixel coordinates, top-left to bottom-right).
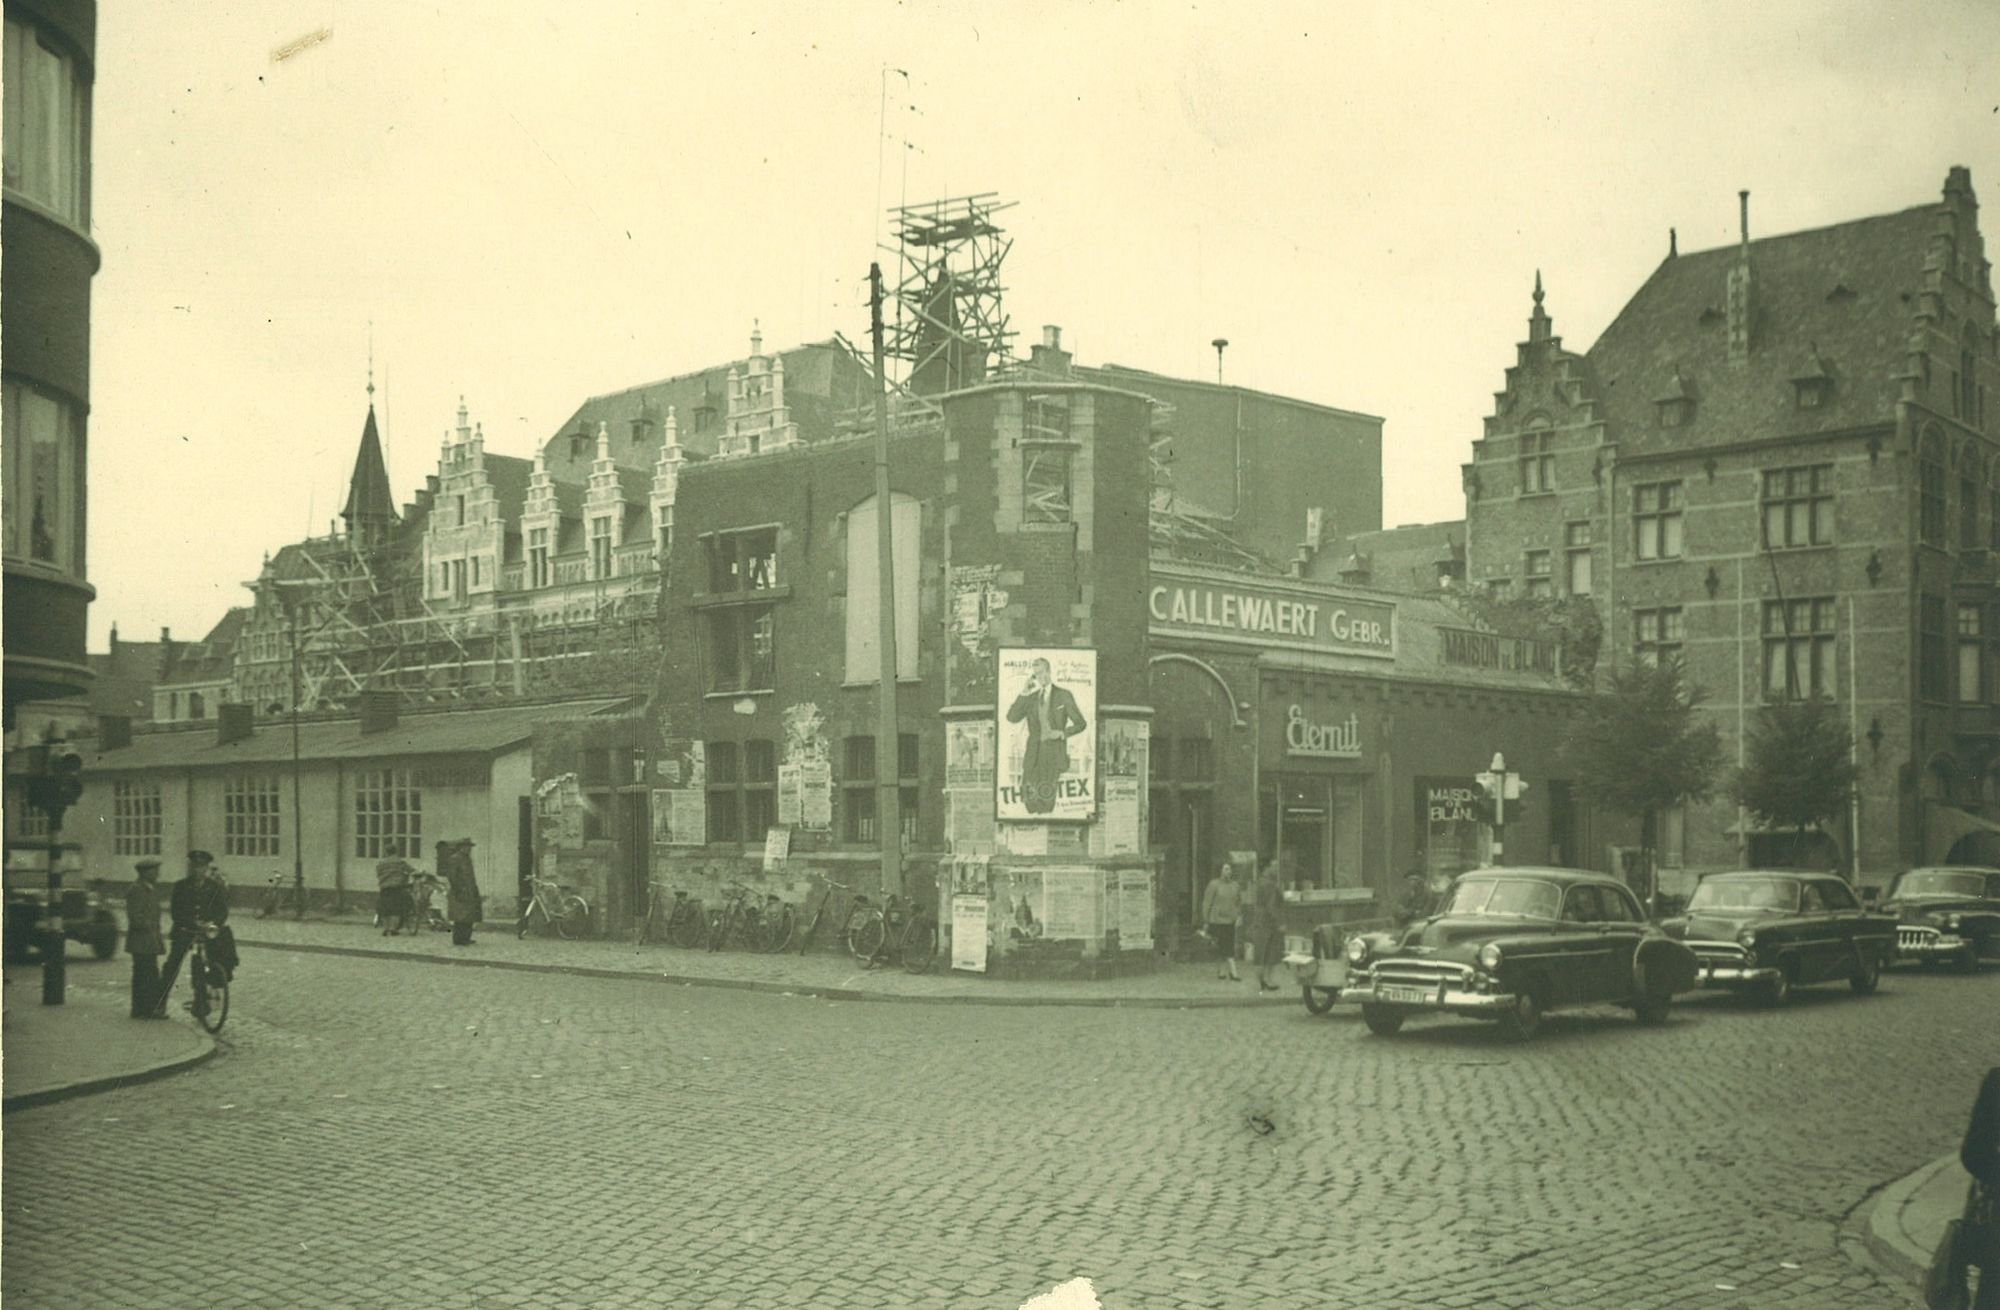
693, 405, 717, 433
1653, 368, 1695, 429
569, 429, 589, 459
1792, 346, 1835, 410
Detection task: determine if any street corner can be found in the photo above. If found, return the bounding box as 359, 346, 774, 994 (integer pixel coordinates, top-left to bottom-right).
1, 967, 216, 1112
1851, 1153, 1972, 1294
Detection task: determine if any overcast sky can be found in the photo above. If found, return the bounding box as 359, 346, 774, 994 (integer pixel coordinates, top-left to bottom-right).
86, 0, 1999, 647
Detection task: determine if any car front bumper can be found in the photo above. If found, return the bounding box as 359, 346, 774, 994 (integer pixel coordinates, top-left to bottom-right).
1896, 934, 1968, 960
1341, 981, 1519, 1015
1695, 963, 1784, 987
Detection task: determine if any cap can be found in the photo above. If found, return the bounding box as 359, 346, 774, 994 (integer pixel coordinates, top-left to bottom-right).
135, 858, 163, 871
187, 849, 214, 866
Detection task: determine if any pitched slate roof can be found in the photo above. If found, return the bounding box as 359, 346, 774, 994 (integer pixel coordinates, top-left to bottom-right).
84, 698, 633, 774
1586, 204, 1936, 457
156, 608, 248, 687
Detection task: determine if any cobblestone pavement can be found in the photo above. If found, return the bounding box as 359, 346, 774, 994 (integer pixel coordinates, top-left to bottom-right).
5, 951, 1996, 1309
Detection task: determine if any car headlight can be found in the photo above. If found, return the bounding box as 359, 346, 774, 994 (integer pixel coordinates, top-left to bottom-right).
1477, 943, 1504, 971
1736, 928, 1758, 950
1345, 936, 1370, 965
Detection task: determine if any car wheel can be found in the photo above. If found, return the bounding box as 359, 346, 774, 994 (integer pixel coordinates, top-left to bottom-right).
91, 931, 118, 961
1360, 1004, 1405, 1037
1849, 948, 1882, 995
1758, 960, 1794, 1007
1956, 944, 1981, 973
1302, 986, 1337, 1017
1499, 987, 1545, 1041
1633, 985, 1671, 1025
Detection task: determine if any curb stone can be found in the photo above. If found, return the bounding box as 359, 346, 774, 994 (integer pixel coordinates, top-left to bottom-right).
236, 936, 1292, 1010
2, 1029, 219, 1114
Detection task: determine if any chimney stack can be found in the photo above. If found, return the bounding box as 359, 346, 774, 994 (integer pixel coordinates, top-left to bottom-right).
1028, 324, 1072, 377
1727, 189, 1755, 361
216, 703, 254, 746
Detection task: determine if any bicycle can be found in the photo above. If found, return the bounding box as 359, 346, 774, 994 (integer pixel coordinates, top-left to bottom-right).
182, 924, 230, 1034
636, 881, 706, 949
255, 873, 307, 919
707, 883, 766, 953
847, 893, 941, 973
793, 877, 856, 956
756, 892, 795, 953
517, 874, 591, 940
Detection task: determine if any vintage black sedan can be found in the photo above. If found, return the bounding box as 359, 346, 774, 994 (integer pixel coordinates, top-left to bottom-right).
1880, 866, 2000, 969
1659, 870, 1896, 1004
1341, 868, 1699, 1039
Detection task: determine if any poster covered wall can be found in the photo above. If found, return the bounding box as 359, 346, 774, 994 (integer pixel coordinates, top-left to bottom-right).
652, 740, 706, 846
997, 647, 1097, 823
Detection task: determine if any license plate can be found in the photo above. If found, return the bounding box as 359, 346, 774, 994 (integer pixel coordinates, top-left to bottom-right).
1378, 985, 1431, 1005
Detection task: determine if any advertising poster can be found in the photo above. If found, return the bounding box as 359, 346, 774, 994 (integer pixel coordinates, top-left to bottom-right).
1040, 866, 1100, 940
951, 895, 989, 973
946, 719, 996, 790
799, 762, 833, 831
1100, 718, 1148, 780
997, 647, 1097, 823
763, 826, 792, 863
1118, 869, 1153, 949
947, 790, 996, 853
654, 741, 707, 846
1101, 778, 1142, 855
1005, 823, 1047, 856
777, 764, 802, 826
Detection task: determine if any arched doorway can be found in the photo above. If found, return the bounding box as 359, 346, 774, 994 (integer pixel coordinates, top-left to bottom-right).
1147, 655, 1243, 930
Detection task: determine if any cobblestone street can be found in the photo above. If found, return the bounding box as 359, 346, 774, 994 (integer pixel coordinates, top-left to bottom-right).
5, 948, 1995, 1309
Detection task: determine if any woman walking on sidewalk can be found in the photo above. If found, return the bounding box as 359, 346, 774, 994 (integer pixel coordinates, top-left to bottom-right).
1199, 862, 1242, 982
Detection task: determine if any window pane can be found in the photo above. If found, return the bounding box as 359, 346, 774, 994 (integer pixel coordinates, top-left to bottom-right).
1662, 514, 1683, 558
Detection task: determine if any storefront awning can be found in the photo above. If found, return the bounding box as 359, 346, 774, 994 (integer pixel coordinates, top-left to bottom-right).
1926, 803, 2000, 865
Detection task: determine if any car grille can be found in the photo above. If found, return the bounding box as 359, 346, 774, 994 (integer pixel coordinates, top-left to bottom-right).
1899, 926, 1940, 951
1687, 939, 1747, 967
1371, 958, 1473, 990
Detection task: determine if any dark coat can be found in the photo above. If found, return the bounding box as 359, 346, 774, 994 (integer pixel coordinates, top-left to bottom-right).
169, 874, 229, 939
1965, 1068, 2000, 1191
438, 840, 483, 925
1248, 869, 1286, 962
125, 881, 164, 956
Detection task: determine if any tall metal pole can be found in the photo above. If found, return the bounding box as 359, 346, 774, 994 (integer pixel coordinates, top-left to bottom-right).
290, 600, 306, 918
868, 263, 904, 897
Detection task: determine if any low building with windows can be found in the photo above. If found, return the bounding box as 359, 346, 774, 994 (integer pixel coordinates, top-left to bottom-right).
53, 695, 631, 911
1464, 167, 1998, 878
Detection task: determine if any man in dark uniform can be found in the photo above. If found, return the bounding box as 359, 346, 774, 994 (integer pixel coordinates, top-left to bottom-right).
125, 858, 165, 1018
154, 850, 233, 1016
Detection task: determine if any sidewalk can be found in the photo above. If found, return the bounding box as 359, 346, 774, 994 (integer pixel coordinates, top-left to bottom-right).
235, 914, 1287, 1008
1862, 1152, 1975, 1297
2, 962, 216, 1112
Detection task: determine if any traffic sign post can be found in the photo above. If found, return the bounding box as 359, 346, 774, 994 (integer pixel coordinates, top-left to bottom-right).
1474, 752, 1529, 867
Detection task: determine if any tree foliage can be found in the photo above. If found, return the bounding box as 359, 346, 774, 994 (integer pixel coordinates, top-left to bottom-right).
1561, 661, 1726, 819
1732, 700, 1857, 859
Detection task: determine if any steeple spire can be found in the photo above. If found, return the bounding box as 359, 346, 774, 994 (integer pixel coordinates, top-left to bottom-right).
1528, 270, 1552, 344
341, 392, 398, 544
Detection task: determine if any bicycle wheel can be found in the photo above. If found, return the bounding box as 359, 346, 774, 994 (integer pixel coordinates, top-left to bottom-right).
760, 905, 796, 954
668, 902, 705, 949
900, 915, 938, 974
516, 901, 537, 939
556, 895, 591, 940
847, 910, 886, 963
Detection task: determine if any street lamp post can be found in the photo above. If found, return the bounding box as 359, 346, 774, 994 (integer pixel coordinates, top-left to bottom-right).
273, 581, 308, 919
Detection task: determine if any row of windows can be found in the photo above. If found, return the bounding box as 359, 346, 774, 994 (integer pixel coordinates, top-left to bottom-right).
90, 775, 428, 861
699, 735, 921, 846
1634, 596, 1993, 705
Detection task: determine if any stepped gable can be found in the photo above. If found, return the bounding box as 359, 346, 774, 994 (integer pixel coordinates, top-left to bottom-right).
1587, 204, 1936, 454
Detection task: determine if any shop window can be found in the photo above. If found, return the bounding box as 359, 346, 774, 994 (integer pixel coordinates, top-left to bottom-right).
1921, 595, 1948, 702
1, 378, 85, 575
1564, 521, 1592, 595
354, 767, 422, 859
843, 493, 921, 682
1921, 431, 1948, 546
1633, 481, 1683, 560
2, 17, 91, 226
1761, 465, 1833, 549
1524, 550, 1553, 598
224, 775, 282, 857
1762, 598, 1836, 701
704, 604, 775, 693
113, 781, 163, 856
841, 734, 919, 846
1958, 603, 1984, 704
1259, 773, 1364, 891
1518, 431, 1555, 494
1633, 607, 1684, 668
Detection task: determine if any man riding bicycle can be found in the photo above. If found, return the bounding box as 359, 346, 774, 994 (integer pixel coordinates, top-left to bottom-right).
155, 850, 239, 1016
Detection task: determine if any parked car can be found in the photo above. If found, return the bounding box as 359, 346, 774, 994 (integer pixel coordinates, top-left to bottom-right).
1879, 866, 2000, 970
1341, 868, 1699, 1039
3, 876, 121, 964
1659, 870, 1895, 1004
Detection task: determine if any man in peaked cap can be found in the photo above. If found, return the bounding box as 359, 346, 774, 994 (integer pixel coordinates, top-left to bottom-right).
126, 858, 165, 1018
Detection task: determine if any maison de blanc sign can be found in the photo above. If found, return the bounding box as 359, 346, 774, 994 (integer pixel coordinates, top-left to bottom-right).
1148, 576, 1396, 658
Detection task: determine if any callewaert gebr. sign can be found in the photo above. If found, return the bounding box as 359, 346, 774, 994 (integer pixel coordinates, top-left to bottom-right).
1148, 577, 1395, 658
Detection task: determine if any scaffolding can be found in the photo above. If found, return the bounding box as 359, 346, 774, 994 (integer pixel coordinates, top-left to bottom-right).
883, 193, 1017, 397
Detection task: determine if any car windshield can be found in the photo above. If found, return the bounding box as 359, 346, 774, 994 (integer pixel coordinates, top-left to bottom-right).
1444, 877, 1560, 919
1687, 878, 1799, 912
1896, 870, 1988, 898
